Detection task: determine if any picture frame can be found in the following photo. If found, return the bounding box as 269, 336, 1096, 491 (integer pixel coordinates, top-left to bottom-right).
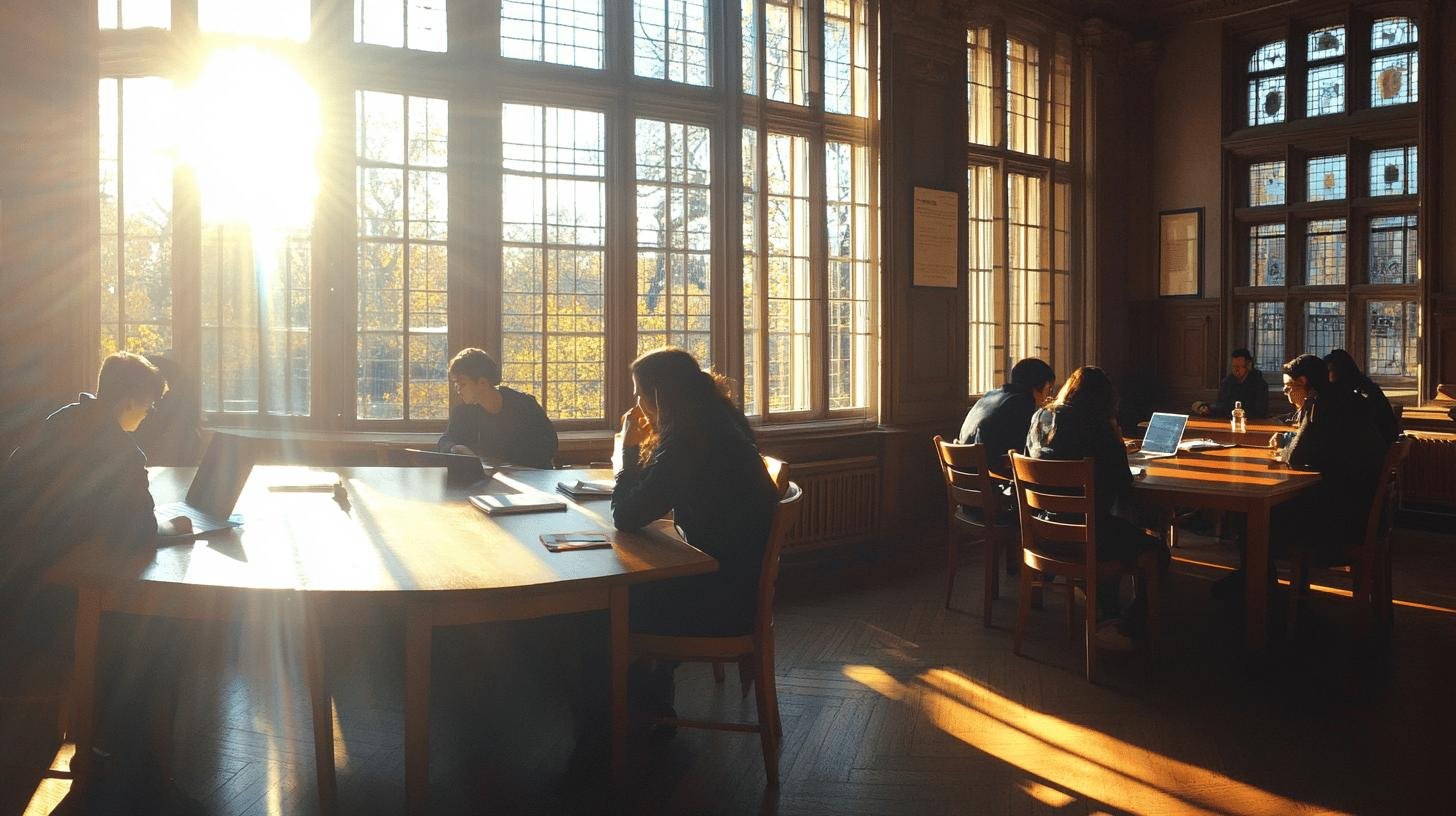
1159, 208, 1203, 298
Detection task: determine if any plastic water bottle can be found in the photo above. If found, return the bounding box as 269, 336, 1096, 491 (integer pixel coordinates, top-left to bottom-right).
1231, 401, 1247, 435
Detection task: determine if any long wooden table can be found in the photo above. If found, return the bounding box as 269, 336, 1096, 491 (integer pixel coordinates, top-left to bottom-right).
1143, 416, 1293, 447
45, 465, 714, 814
1130, 447, 1320, 652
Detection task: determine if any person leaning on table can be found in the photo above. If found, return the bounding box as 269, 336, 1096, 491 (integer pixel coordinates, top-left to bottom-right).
1192, 347, 1270, 419
437, 347, 558, 468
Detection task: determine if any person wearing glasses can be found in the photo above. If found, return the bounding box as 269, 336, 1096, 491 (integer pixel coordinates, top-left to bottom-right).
438, 347, 558, 469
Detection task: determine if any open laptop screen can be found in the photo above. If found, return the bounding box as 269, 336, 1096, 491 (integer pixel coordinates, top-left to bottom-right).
184, 433, 256, 519
1140, 413, 1190, 456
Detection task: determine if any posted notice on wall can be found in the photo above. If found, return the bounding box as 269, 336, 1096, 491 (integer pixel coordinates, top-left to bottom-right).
912, 187, 958, 288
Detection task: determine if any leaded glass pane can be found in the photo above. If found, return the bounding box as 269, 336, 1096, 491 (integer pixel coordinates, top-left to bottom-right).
1366, 301, 1418, 378
1250, 223, 1285, 286
1372, 17, 1417, 50
1304, 219, 1345, 286
1006, 38, 1041, 155
968, 165, 996, 394
356, 0, 448, 52
1249, 161, 1285, 206
501, 0, 604, 69
1304, 301, 1345, 359
634, 0, 710, 86
1369, 146, 1417, 196
764, 0, 807, 105
1306, 154, 1345, 202
635, 118, 712, 362
967, 28, 994, 147
1247, 302, 1285, 373
1249, 40, 1286, 72
1247, 74, 1286, 126
1369, 215, 1418, 285
1007, 173, 1047, 361
1371, 51, 1417, 107
1306, 62, 1344, 117
1306, 26, 1344, 60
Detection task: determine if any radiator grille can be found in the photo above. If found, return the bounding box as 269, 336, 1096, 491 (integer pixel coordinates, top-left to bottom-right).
785, 456, 880, 551
1404, 433, 1456, 508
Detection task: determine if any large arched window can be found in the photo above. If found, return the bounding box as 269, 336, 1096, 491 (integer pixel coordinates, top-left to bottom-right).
96, 1, 880, 430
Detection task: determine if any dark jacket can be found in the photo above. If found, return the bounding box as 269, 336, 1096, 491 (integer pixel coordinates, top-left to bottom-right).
1025, 403, 1132, 521
436, 387, 558, 469
1285, 388, 1388, 545
1344, 376, 1398, 444
612, 409, 780, 637
1210, 368, 1271, 418
0, 394, 158, 592
957, 383, 1038, 471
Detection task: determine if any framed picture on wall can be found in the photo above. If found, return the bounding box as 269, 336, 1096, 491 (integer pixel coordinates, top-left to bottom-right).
1159, 208, 1203, 297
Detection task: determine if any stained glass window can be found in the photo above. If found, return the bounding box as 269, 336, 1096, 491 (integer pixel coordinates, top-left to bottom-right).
1370, 18, 1418, 107
1305, 26, 1344, 117
1306, 154, 1345, 202
1247, 40, 1286, 126
1304, 301, 1345, 359
1305, 219, 1345, 286
1249, 223, 1285, 286
1369, 215, 1418, 285
1247, 302, 1285, 372
1365, 301, 1418, 378
1369, 146, 1417, 196
1249, 161, 1285, 206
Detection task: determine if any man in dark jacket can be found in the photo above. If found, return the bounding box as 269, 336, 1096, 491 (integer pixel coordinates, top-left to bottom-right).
438, 347, 558, 468
1196, 348, 1271, 418
957, 358, 1056, 472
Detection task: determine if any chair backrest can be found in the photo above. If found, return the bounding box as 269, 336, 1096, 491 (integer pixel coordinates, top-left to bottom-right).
1008, 453, 1098, 573
931, 436, 1006, 526
1361, 435, 1413, 551
754, 481, 804, 638
763, 455, 790, 497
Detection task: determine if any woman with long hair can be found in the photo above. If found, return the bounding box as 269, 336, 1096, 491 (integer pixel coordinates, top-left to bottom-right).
611, 347, 781, 714
1324, 348, 1398, 443
1025, 365, 1168, 642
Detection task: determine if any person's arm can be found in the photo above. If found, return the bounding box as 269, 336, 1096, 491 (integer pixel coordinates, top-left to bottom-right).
437, 403, 470, 453
611, 439, 684, 531
1286, 399, 1332, 472
107, 447, 159, 550
1209, 375, 1236, 417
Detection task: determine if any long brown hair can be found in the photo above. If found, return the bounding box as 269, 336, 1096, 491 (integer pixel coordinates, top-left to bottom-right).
630, 347, 750, 464
1049, 365, 1120, 434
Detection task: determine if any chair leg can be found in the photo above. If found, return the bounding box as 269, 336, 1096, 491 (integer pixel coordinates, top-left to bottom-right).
738, 657, 754, 698
982, 536, 997, 627
763, 637, 783, 738
1013, 564, 1033, 656
753, 651, 780, 787
1139, 557, 1162, 657
1286, 552, 1309, 641
712, 661, 726, 683
1084, 592, 1097, 683
945, 532, 958, 610
1065, 579, 1077, 643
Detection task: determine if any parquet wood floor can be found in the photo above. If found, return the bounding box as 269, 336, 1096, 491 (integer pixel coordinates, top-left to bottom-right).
4, 528, 1454, 815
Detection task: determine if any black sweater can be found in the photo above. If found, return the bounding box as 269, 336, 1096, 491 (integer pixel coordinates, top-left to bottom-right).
1286, 389, 1388, 540
612, 412, 780, 634
1025, 403, 1132, 521
436, 387, 558, 468
1, 395, 158, 586
957, 383, 1038, 471
1210, 368, 1271, 418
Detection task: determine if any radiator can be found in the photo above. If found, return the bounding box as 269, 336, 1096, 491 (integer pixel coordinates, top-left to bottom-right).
784, 456, 880, 551
1404, 433, 1456, 509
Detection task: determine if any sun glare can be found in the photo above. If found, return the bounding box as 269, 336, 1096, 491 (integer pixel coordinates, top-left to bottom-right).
182, 48, 320, 228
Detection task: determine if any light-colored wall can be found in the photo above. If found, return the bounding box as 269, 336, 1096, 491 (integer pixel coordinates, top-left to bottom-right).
1151, 20, 1224, 300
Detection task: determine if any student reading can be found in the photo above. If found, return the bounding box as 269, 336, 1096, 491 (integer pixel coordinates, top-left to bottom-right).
610, 348, 781, 714
956, 357, 1056, 472
437, 347, 558, 469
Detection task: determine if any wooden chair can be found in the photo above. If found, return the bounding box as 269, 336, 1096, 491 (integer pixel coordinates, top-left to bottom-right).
1008, 453, 1162, 682
712, 455, 791, 688
932, 436, 1019, 625
1286, 435, 1413, 638
630, 480, 804, 786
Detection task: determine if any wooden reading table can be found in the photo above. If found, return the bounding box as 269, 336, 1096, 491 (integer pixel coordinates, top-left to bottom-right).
45, 465, 714, 814
1130, 447, 1320, 652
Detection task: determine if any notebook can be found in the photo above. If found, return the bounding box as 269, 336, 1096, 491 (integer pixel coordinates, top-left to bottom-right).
154, 432, 255, 535
404, 448, 493, 484
469, 493, 567, 516
1130, 412, 1189, 461
556, 478, 614, 498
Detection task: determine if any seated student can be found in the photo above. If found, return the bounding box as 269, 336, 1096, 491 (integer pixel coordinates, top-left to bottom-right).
0, 352, 193, 807
132, 352, 204, 465
1026, 366, 1168, 643
956, 357, 1056, 472
1193, 348, 1270, 419
1325, 348, 1398, 444
610, 347, 781, 716
437, 347, 558, 469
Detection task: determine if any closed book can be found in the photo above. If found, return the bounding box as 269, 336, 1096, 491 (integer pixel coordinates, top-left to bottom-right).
469, 493, 567, 515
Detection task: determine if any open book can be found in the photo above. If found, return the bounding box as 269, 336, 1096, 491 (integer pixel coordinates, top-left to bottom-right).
556, 479, 614, 498
469, 493, 567, 516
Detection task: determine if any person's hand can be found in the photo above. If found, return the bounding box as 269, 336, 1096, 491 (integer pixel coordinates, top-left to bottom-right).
159, 515, 193, 537
449, 444, 473, 456
1124, 439, 1141, 453
1267, 433, 1282, 449
619, 405, 651, 447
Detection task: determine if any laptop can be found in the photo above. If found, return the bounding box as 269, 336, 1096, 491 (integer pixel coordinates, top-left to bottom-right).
1130, 412, 1189, 461
154, 433, 256, 535
403, 448, 493, 485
